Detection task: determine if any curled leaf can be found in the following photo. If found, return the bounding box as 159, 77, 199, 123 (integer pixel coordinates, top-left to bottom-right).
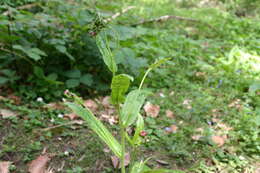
111, 74, 133, 105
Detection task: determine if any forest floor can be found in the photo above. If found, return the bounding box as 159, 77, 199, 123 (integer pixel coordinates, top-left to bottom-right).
0, 0, 260, 172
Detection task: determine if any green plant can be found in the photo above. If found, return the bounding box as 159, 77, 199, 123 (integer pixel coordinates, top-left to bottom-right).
65, 32, 181, 173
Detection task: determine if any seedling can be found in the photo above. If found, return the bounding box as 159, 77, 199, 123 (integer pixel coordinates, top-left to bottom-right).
65, 32, 181, 173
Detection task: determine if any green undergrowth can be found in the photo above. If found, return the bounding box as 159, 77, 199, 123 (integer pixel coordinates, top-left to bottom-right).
0, 0, 259, 172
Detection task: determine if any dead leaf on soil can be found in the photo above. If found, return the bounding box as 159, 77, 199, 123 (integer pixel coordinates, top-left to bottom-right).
195, 128, 204, 133
211, 135, 225, 147
183, 99, 192, 109
100, 114, 118, 125
28, 154, 51, 173
84, 99, 98, 111
44, 102, 65, 110
8, 95, 21, 105
101, 96, 111, 108
192, 135, 202, 141
165, 109, 174, 119
0, 95, 5, 100
170, 125, 178, 133
144, 102, 160, 118
217, 123, 233, 131
0, 161, 11, 173
0, 109, 18, 118
165, 125, 178, 133
110, 153, 130, 168
64, 113, 78, 120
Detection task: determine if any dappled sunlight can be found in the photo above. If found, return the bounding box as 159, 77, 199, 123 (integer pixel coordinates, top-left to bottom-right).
221, 46, 260, 79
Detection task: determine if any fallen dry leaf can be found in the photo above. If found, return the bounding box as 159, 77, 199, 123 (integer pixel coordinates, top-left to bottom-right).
165, 109, 174, 119
195, 128, 204, 133
28, 155, 51, 173
217, 123, 233, 131
100, 114, 118, 125
211, 135, 225, 147
0, 95, 5, 100
195, 72, 206, 77
8, 95, 21, 105
182, 99, 192, 109
165, 125, 178, 133
110, 153, 130, 169
44, 102, 65, 110
144, 102, 160, 118
0, 109, 18, 118
192, 135, 202, 141
111, 156, 119, 169
101, 96, 111, 108
170, 125, 178, 133
0, 161, 11, 173
64, 113, 78, 120
84, 99, 98, 111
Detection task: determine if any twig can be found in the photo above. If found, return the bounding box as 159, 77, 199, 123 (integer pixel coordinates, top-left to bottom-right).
41, 120, 83, 131
3, 3, 39, 16
104, 6, 136, 23
132, 15, 215, 30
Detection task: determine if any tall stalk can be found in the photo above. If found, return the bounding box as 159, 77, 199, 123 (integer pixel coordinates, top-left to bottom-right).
116, 104, 126, 173
120, 125, 126, 173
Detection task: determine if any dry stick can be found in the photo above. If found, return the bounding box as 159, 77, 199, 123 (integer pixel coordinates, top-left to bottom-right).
3, 3, 39, 16
104, 6, 136, 23
132, 15, 216, 31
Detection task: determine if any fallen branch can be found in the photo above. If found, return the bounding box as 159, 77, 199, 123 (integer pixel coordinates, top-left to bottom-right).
104, 6, 136, 23
132, 15, 215, 30
2, 3, 39, 16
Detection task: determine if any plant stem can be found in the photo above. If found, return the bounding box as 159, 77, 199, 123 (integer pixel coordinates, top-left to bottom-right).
130, 146, 137, 170
116, 104, 126, 173
120, 126, 126, 173
139, 68, 151, 90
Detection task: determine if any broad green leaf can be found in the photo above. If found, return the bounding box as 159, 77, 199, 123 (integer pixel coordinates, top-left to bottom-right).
33, 66, 45, 78
0, 77, 8, 84
13, 45, 46, 61
64, 69, 81, 78
27, 52, 42, 61
121, 90, 147, 127
132, 114, 144, 145
66, 102, 122, 157
55, 45, 75, 61
1, 69, 13, 76
66, 79, 80, 88
47, 73, 58, 81
80, 74, 93, 86
30, 48, 47, 57
13, 45, 25, 52
96, 34, 117, 74
46, 73, 63, 85
111, 74, 133, 105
